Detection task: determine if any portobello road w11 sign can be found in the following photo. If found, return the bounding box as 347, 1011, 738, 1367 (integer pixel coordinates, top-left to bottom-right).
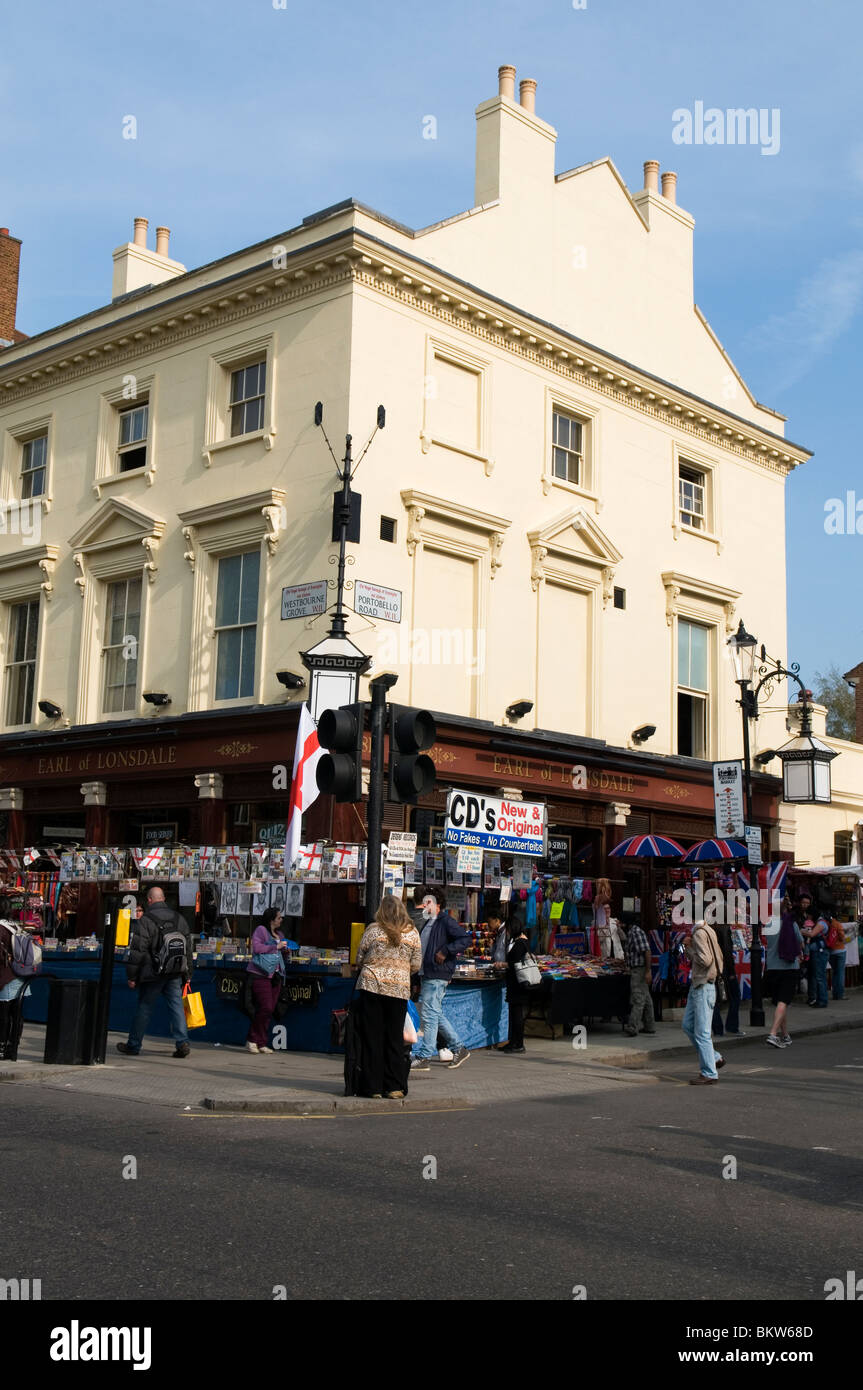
445, 789, 547, 856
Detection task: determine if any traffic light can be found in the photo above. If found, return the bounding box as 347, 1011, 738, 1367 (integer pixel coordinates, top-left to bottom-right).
387, 705, 436, 804
316, 703, 367, 802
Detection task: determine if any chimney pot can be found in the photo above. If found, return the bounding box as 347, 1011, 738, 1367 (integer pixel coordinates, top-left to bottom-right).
661, 171, 678, 203
133, 217, 149, 247
0, 228, 9, 237
155, 225, 170, 257
498, 64, 516, 100
519, 78, 537, 113
643, 160, 660, 193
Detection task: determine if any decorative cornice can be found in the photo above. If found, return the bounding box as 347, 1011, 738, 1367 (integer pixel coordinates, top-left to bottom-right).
0, 227, 807, 477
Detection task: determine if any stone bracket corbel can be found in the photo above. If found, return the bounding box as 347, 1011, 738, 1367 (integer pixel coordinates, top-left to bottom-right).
182, 527, 197, 569
142, 535, 160, 583
73, 551, 86, 599
262, 504, 284, 556
530, 544, 548, 592
406, 505, 426, 557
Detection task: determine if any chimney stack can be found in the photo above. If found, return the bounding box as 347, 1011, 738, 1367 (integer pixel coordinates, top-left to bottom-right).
643, 160, 660, 193
519, 78, 537, 113
112, 215, 186, 300
0, 226, 24, 346
661, 170, 678, 203
498, 64, 516, 100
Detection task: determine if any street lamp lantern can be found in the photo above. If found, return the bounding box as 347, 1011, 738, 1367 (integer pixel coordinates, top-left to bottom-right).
727, 620, 758, 687
776, 700, 838, 803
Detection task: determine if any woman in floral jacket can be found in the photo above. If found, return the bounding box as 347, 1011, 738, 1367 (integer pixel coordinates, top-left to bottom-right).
354, 896, 422, 1099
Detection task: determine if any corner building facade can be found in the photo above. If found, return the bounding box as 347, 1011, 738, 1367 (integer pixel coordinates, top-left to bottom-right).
0, 66, 811, 929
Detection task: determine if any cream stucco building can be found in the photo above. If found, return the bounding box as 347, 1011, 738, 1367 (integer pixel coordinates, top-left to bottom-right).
0, 65, 819, 862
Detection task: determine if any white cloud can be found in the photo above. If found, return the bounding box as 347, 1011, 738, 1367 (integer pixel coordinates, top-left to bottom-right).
745, 249, 863, 392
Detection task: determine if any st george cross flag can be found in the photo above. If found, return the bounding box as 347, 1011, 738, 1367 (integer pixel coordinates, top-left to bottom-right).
286, 704, 323, 875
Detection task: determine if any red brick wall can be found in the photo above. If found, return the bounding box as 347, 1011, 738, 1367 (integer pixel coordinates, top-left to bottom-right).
0, 228, 23, 342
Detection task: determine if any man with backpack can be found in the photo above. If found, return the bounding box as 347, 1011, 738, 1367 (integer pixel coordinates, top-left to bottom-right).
117, 887, 194, 1058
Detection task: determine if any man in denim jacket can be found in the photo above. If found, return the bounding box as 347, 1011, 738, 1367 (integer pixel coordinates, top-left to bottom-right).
410, 887, 472, 1071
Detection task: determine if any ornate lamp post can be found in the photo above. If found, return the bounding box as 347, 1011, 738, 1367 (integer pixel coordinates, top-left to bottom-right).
726, 621, 837, 1028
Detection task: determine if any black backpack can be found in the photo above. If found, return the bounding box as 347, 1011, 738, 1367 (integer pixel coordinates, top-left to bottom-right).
151, 914, 188, 976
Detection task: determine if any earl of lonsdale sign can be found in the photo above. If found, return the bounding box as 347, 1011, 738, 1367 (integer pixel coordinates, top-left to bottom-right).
37, 746, 179, 776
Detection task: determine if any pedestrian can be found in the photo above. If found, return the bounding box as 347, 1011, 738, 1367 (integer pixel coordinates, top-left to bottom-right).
489, 909, 508, 964
0, 917, 41, 1062
354, 895, 422, 1098
824, 906, 847, 1001
410, 887, 472, 1072
245, 906, 291, 1054
619, 913, 656, 1037
681, 918, 725, 1084
764, 899, 804, 1048
802, 908, 829, 1008
500, 918, 532, 1054
711, 920, 744, 1038
117, 886, 194, 1058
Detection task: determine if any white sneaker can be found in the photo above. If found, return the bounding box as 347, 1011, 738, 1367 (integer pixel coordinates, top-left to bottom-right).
765, 1034, 783, 1048
438, 1048, 454, 1062
245, 1041, 260, 1053
258, 1046, 274, 1054
779, 1034, 791, 1047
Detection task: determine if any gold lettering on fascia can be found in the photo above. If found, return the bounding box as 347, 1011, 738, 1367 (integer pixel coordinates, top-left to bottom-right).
39, 747, 178, 775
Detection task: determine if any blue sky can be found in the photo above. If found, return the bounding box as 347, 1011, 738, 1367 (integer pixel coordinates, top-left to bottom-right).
3, 0, 861, 686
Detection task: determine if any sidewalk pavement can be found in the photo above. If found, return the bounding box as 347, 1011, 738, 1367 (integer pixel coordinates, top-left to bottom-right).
3, 991, 861, 1114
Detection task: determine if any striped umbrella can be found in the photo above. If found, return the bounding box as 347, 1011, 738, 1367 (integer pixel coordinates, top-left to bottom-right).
681, 838, 748, 863
609, 834, 684, 859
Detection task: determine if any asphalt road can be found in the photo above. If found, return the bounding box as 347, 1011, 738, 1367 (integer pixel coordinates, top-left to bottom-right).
2, 1031, 861, 1302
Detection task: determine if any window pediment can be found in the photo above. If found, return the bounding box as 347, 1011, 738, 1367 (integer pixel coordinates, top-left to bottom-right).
0, 544, 60, 602
528, 506, 622, 601
662, 570, 740, 631
400, 489, 511, 576
68, 498, 165, 589
178, 488, 287, 565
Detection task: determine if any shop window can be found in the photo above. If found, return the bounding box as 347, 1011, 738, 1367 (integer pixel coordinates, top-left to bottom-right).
214, 550, 260, 701
4, 598, 39, 726
677, 619, 709, 759
102, 577, 142, 714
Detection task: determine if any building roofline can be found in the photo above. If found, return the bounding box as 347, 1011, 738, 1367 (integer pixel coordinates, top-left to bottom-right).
1, 211, 809, 458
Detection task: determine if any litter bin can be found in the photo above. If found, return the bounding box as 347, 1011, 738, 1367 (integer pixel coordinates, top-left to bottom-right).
44, 979, 98, 1065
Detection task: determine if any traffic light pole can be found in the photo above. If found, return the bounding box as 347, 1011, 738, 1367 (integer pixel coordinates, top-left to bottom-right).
365, 677, 391, 925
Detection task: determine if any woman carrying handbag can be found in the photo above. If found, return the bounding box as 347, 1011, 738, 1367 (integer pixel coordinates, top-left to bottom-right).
500, 918, 539, 1055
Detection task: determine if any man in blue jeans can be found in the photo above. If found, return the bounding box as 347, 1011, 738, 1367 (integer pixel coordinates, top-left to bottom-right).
117, 887, 194, 1058
682, 919, 725, 1085
411, 887, 471, 1072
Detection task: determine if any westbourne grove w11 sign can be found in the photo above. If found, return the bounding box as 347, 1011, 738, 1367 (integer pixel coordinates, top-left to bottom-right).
444, 789, 547, 856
